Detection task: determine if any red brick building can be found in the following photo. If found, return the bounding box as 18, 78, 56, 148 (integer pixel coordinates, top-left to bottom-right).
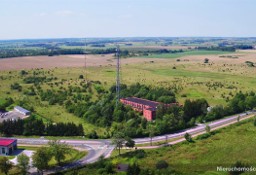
120, 97, 161, 121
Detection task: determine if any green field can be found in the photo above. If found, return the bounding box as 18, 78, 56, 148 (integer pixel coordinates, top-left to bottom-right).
0, 49, 256, 137
141, 50, 232, 59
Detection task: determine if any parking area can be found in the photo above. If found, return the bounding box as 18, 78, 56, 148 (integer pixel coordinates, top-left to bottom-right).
0, 111, 29, 122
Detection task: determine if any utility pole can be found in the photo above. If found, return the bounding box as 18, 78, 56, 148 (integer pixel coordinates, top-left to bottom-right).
116, 45, 121, 106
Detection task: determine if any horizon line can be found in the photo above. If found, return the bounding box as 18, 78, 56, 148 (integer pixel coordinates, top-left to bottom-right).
1, 36, 256, 41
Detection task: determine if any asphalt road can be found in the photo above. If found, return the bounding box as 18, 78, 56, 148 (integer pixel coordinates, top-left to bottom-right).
133, 111, 255, 144
15, 110, 255, 174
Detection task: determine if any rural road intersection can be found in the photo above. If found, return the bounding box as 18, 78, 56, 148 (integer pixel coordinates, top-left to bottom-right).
13, 111, 255, 174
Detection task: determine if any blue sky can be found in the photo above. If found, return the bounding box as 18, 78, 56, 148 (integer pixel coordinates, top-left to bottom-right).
0, 0, 255, 39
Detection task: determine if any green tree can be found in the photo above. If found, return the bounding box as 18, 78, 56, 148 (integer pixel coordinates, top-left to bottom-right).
17, 153, 30, 175
147, 124, 157, 146
79, 75, 84, 79
205, 125, 211, 134
184, 133, 193, 142
125, 137, 135, 149
0, 157, 13, 175
48, 140, 71, 165
112, 132, 126, 156
32, 147, 52, 174
237, 115, 240, 122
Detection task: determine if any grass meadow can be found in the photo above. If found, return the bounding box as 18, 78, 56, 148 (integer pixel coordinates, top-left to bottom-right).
0, 51, 256, 136
71, 119, 256, 175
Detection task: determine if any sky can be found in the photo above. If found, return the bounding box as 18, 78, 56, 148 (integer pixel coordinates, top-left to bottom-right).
0, 0, 255, 39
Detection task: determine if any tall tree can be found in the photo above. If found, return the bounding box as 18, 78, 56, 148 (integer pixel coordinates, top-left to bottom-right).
0, 157, 13, 175
147, 124, 157, 146
184, 133, 193, 142
17, 153, 30, 175
125, 137, 135, 149
48, 140, 71, 165
112, 132, 126, 156
205, 125, 211, 134
32, 147, 52, 175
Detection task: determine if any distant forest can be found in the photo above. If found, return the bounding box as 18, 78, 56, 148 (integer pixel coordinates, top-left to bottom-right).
0, 37, 255, 58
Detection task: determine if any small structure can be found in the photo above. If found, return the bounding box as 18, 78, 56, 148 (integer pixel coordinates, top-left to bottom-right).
120, 97, 177, 121
117, 164, 129, 172
14, 106, 31, 116
0, 138, 17, 155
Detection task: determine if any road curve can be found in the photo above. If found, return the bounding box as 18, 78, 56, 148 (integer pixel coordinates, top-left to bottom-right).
13, 111, 255, 174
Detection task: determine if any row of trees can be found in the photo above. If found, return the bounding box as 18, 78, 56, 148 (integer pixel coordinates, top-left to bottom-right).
0, 115, 84, 136
204, 91, 256, 122
196, 46, 236, 52
0, 45, 187, 59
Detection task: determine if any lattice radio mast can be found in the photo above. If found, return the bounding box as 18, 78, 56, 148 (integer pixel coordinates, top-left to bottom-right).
116, 45, 121, 106
84, 39, 88, 83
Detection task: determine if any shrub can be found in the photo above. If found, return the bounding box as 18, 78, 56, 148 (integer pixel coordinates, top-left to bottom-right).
79, 75, 84, 79
196, 133, 211, 140
156, 160, 169, 169
184, 133, 193, 142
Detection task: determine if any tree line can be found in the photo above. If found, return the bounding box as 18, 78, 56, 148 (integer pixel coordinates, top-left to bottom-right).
0, 115, 84, 136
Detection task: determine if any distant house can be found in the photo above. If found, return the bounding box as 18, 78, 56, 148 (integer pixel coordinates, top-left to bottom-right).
120, 97, 177, 121
0, 138, 17, 155
14, 106, 31, 116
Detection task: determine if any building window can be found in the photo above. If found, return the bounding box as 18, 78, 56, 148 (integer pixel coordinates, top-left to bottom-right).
2, 148, 5, 154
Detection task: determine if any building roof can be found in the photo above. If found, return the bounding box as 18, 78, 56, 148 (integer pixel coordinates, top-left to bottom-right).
145, 107, 157, 111
14, 106, 30, 114
122, 97, 160, 108
0, 138, 17, 147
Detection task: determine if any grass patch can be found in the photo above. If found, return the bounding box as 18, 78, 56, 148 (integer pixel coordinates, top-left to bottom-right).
49, 149, 87, 167
141, 50, 232, 59
117, 119, 256, 174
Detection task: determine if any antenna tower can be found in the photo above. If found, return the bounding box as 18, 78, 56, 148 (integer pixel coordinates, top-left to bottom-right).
84, 39, 88, 83
116, 45, 121, 106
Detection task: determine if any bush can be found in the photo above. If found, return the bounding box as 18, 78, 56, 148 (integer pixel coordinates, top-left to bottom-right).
79, 75, 84, 79
229, 161, 250, 175
135, 150, 146, 159
156, 160, 169, 169
88, 130, 99, 139
184, 133, 193, 142
196, 133, 211, 140
254, 118, 256, 127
